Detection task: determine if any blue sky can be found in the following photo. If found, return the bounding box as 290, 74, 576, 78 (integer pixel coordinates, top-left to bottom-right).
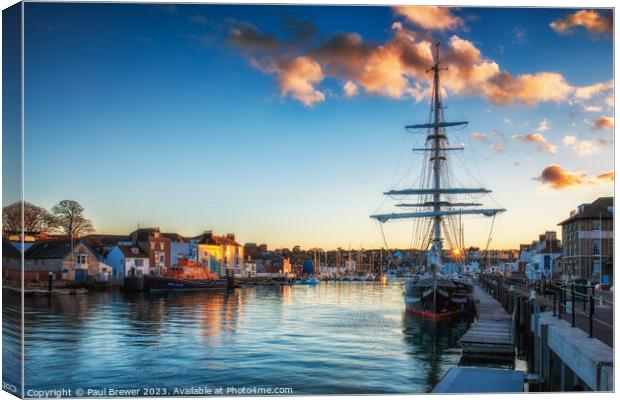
21, 4, 613, 249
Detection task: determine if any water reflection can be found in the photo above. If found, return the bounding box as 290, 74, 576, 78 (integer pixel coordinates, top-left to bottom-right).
17, 283, 473, 394
402, 313, 471, 389
2, 289, 23, 396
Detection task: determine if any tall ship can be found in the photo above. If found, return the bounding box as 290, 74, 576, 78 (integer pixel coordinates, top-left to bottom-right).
371, 43, 505, 319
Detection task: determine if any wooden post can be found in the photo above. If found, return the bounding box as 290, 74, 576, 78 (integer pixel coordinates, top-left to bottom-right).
48, 271, 54, 295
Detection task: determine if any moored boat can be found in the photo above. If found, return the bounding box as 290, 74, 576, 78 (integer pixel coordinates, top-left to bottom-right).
300, 276, 320, 285
143, 259, 227, 291
144, 275, 228, 291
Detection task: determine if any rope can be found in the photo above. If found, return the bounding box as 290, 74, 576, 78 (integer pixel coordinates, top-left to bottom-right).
482, 214, 496, 266
378, 221, 389, 250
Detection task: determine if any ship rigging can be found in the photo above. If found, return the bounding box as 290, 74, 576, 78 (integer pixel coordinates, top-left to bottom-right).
370, 42, 506, 318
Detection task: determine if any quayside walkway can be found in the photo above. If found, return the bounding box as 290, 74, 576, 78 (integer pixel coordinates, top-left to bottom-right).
459, 285, 515, 357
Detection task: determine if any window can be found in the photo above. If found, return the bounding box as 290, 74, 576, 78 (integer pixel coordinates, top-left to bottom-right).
593, 243, 599, 255
135, 259, 144, 267
593, 220, 601, 231
76, 254, 87, 265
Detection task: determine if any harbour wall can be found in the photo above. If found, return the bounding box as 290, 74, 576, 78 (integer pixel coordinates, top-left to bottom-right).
478, 275, 613, 392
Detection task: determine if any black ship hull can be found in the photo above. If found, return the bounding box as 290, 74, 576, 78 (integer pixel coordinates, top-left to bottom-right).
144, 276, 228, 291
403, 277, 473, 319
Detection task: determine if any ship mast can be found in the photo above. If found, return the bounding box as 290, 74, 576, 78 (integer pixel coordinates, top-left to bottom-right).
430, 42, 444, 310
370, 43, 505, 312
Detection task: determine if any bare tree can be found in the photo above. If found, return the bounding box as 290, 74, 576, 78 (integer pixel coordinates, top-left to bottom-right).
2, 201, 58, 233
51, 200, 95, 238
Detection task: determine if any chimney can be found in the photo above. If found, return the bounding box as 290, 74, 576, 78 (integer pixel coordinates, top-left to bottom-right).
226, 233, 235, 241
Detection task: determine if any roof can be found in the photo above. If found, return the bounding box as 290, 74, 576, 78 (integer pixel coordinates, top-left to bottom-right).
117, 245, 149, 259
25, 239, 98, 260
82, 234, 131, 256
558, 197, 614, 225
129, 228, 170, 242
162, 233, 188, 242
194, 232, 240, 247
537, 242, 562, 254
2, 239, 21, 259
82, 234, 130, 246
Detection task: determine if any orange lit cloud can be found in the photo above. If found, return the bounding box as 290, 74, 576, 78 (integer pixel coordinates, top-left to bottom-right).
535, 165, 613, 190
470, 130, 505, 152
439, 36, 573, 105
535, 164, 586, 189
470, 132, 488, 142
596, 171, 614, 182
393, 6, 463, 31
228, 15, 608, 107
591, 116, 614, 130
583, 105, 603, 113
550, 10, 613, 37
277, 56, 325, 106
512, 133, 557, 155
574, 80, 613, 100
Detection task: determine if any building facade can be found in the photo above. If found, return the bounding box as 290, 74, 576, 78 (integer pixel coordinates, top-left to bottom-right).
105, 244, 150, 278
558, 197, 613, 283
129, 228, 171, 276
193, 231, 244, 277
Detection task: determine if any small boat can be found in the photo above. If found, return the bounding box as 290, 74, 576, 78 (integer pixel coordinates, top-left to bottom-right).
300, 276, 320, 285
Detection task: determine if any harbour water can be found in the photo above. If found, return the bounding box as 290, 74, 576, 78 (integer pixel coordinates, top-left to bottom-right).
8, 282, 475, 395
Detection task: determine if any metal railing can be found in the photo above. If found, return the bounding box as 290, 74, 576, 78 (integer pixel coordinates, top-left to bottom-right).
479, 273, 612, 340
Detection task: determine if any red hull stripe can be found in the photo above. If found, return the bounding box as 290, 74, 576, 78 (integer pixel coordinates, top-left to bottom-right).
406, 307, 460, 320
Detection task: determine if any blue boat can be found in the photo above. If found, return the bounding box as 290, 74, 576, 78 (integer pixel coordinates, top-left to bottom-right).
300, 277, 320, 285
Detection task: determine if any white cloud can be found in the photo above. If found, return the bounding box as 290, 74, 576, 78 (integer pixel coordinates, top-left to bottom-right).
562, 135, 602, 157
343, 80, 358, 97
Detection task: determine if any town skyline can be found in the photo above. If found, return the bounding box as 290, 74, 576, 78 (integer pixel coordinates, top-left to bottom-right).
7, 4, 614, 249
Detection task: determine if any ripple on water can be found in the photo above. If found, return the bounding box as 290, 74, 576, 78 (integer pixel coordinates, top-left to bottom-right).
15, 283, 473, 394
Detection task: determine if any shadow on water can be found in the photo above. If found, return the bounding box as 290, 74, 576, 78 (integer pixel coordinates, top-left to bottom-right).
401, 312, 473, 391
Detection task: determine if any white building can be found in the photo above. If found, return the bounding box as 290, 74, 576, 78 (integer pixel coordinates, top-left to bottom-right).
105, 245, 150, 279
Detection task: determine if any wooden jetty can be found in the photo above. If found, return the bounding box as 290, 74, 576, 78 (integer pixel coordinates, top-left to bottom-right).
460, 285, 515, 356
